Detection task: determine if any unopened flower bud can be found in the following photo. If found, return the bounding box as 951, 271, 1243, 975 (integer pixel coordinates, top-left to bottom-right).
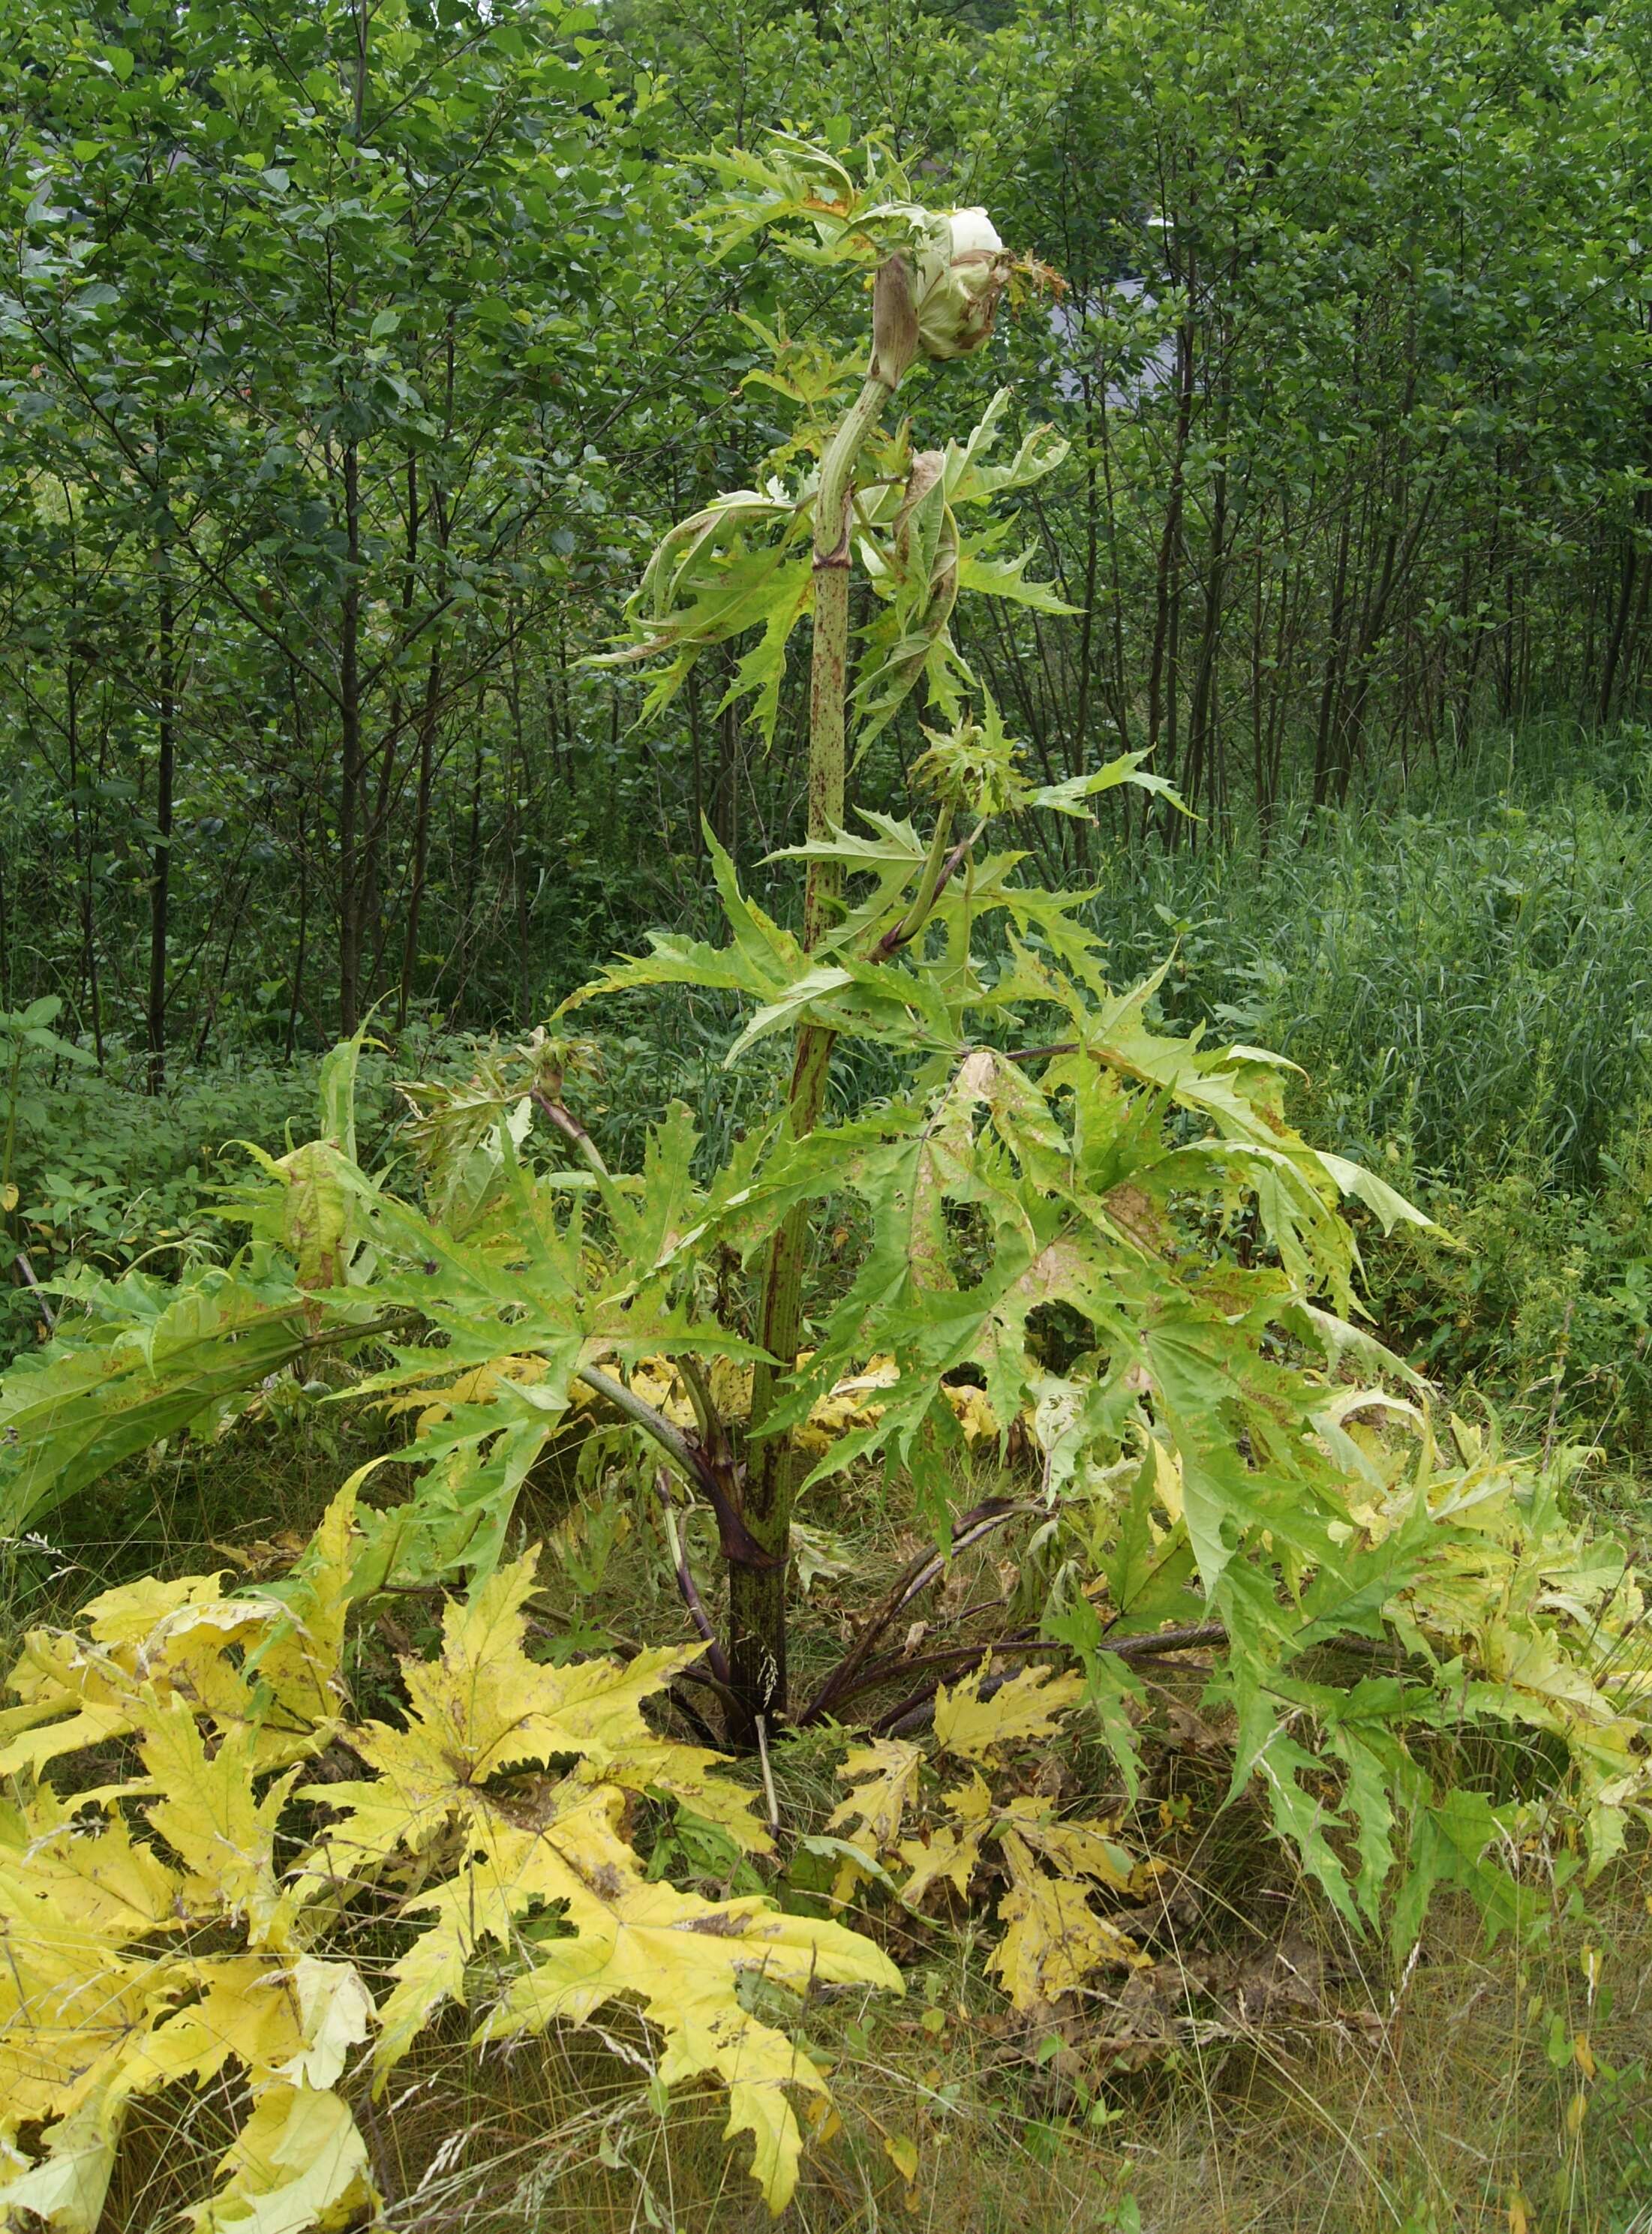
914, 704, 1021, 816
913, 208, 1012, 360
895, 449, 947, 566
870, 253, 919, 389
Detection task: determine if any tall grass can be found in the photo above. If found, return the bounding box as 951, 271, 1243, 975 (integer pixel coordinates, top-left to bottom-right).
1083, 724, 1652, 1194
599, 721, 1652, 1198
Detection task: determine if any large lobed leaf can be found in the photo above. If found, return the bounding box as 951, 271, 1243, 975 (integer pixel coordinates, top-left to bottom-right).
0, 1501, 900, 2229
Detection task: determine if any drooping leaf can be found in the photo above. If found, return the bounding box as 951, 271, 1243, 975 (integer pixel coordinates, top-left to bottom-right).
933, 1662, 1086, 1764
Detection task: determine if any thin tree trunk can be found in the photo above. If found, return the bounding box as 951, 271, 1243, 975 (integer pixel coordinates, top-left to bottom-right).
286, 798, 310, 1061
338, 440, 365, 1035
336, 0, 370, 1034
1184, 462, 1229, 826
397, 645, 441, 1028
1598, 510, 1643, 724
1312, 498, 1354, 812
146, 511, 175, 1093
686, 663, 706, 851
713, 655, 740, 854
65, 657, 106, 1065
1147, 296, 1196, 778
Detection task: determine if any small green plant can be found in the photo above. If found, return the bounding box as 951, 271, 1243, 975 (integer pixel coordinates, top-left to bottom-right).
0, 998, 91, 1211
0, 997, 94, 1335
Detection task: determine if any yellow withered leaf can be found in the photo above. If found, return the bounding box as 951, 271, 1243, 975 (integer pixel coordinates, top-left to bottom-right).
829, 1739, 924, 1852
884, 2133, 920, 2185
298, 1557, 762, 1879
109, 1953, 374, 2109
0, 1483, 358, 1782
188, 2082, 374, 2234
380, 1350, 553, 1430
707, 1352, 755, 1421
572, 1737, 773, 1852
0, 1899, 155, 2130
391, 1554, 672, 1774
942, 1382, 999, 1443
365, 1818, 590, 2071
1, 1787, 180, 1943
620, 1353, 755, 1429
986, 1831, 1146, 2011
111, 1961, 277, 2101
140, 1704, 302, 1949
794, 1356, 900, 1458
995, 1794, 1144, 1893
0, 2086, 122, 2234
2, 1527, 897, 2228
897, 1770, 993, 1903
0, 1695, 131, 1781
0, 1492, 379, 2234
932, 1660, 1086, 1763
514, 1646, 722, 1761
80, 1569, 233, 1651
293, 1551, 900, 2214
897, 1818, 989, 1904
488, 1786, 900, 2217
240, 1483, 358, 1749
629, 1354, 700, 1427
279, 1959, 377, 2093
819, 1715, 1159, 2021
828, 1737, 924, 1902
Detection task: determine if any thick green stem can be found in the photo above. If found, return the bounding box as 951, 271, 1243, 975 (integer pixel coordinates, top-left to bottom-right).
729, 368, 897, 1735
877, 804, 956, 956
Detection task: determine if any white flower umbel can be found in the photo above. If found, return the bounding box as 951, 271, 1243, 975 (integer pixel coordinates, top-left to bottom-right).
912, 206, 1012, 360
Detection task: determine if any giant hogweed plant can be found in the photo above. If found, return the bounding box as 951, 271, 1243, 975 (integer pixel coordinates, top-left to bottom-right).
2, 137, 1650, 2228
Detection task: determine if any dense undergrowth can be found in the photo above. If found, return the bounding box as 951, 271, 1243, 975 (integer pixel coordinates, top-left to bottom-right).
13, 725, 1652, 1462
3, 723, 1652, 2231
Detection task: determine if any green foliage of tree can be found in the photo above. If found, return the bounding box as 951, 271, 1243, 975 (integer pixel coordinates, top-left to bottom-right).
2, 0, 713, 1054
5, 0, 1652, 1067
